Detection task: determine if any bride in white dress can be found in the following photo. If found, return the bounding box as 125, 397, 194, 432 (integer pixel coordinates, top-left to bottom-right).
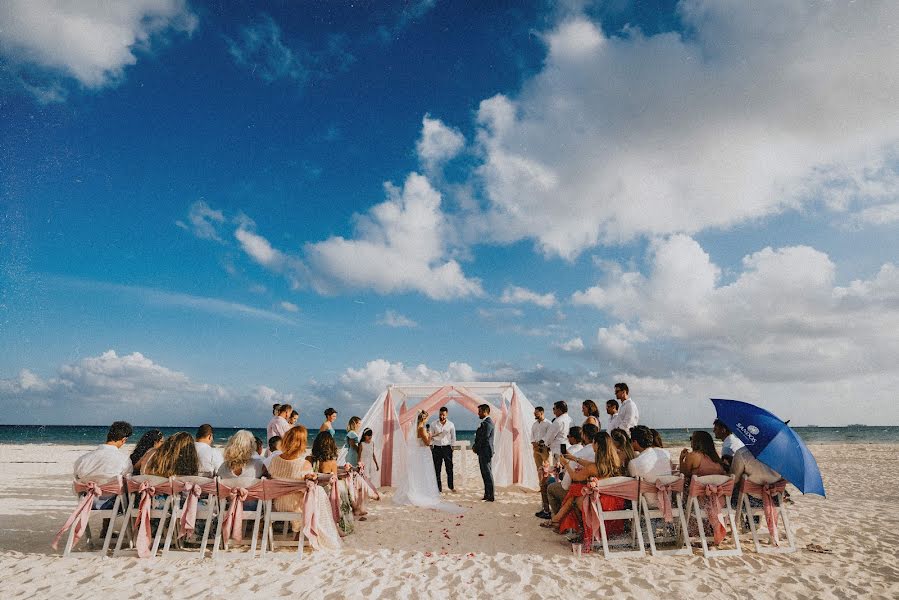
393, 411, 463, 513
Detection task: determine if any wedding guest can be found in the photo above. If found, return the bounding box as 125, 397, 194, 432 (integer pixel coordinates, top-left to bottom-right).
606, 399, 621, 431
311, 432, 354, 534
267, 404, 293, 442
613, 383, 639, 431
713, 419, 744, 470
130, 429, 163, 475
544, 424, 598, 519
318, 408, 338, 437
581, 400, 601, 427
217, 430, 265, 478
269, 427, 342, 550
263, 436, 283, 469
144, 432, 199, 477
679, 431, 726, 483
272, 403, 281, 416
253, 436, 264, 459
430, 407, 456, 492
627, 426, 671, 480
532, 406, 554, 519
359, 428, 379, 485
610, 428, 635, 469
651, 429, 664, 448
194, 424, 224, 477
730, 446, 782, 486
74, 421, 133, 510
345, 416, 362, 468
548, 401, 572, 467
289, 410, 299, 426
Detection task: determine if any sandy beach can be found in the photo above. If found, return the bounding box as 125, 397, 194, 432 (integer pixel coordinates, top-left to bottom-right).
0, 442, 896, 600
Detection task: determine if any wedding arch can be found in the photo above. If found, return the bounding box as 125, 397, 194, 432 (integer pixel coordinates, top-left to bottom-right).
358, 382, 539, 491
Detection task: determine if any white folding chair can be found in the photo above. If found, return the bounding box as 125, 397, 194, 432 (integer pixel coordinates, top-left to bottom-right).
260, 478, 311, 560
162, 476, 218, 557
640, 474, 691, 556
735, 476, 796, 554
114, 475, 174, 558
585, 476, 645, 558
686, 474, 742, 558
53, 477, 126, 557
212, 477, 264, 559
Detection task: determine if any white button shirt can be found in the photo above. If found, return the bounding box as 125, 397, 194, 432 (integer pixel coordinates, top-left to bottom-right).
430, 419, 456, 446
531, 419, 554, 446
74, 444, 132, 481
608, 412, 622, 432
549, 413, 572, 455
195, 442, 224, 477
267, 416, 291, 441
627, 447, 672, 480
617, 398, 639, 431
561, 444, 592, 490
722, 433, 745, 457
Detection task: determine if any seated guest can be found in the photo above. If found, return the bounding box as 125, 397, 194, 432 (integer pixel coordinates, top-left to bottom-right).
267, 404, 293, 442
74, 421, 133, 509
544, 424, 598, 523
129, 429, 163, 475
730, 446, 781, 486
268, 427, 341, 550
713, 419, 745, 470
144, 432, 200, 477
217, 430, 265, 478
253, 436, 264, 459
679, 431, 726, 482
310, 432, 354, 534
628, 426, 671, 479
566, 426, 584, 456
651, 428, 664, 448
610, 428, 635, 469
263, 436, 283, 469
194, 424, 224, 477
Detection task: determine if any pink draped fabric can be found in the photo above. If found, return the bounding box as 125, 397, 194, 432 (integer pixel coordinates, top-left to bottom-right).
580, 479, 640, 551
397, 385, 453, 425
743, 479, 788, 546
170, 480, 217, 540
509, 387, 523, 484
328, 474, 340, 523
688, 478, 735, 545
125, 478, 174, 558
217, 480, 264, 543
51, 479, 123, 551
648, 479, 684, 523
381, 390, 395, 486
356, 465, 380, 500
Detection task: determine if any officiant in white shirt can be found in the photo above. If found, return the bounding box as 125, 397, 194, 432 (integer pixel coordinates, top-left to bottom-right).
430, 407, 456, 492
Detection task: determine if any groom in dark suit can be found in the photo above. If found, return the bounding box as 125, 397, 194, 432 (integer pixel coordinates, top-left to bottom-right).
472, 404, 495, 501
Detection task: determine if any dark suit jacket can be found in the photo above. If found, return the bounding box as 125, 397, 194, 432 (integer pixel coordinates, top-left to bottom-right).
473, 417, 495, 458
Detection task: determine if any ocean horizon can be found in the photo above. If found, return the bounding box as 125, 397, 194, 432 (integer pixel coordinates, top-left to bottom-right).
2, 424, 898, 447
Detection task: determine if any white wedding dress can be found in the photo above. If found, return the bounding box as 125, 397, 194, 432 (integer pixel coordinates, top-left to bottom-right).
393, 433, 464, 513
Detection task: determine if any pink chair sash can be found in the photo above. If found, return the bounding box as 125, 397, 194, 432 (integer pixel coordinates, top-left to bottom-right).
328, 474, 340, 523
260, 478, 336, 551
51, 479, 122, 550
580, 479, 640, 548
218, 481, 263, 543
743, 479, 788, 546
125, 479, 174, 558
688, 479, 734, 545
170, 480, 216, 540
649, 479, 684, 523
356, 465, 380, 500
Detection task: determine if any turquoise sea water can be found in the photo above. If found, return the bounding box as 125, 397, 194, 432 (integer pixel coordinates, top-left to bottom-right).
1, 424, 897, 447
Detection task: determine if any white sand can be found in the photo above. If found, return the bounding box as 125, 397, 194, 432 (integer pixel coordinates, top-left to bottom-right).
0, 442, 897, 599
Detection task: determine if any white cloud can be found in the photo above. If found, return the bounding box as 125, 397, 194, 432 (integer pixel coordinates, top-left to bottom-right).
234, 227, 307, 289
176, 200, 225, 241
500, 285, 558, 308
252, 384, 294, 406
556, 337, 585, 352
0, 0, 197, 100
279, 301, 299, 312
417, 115, 465, 172
305, 173, 483, 300
377, 310, 419, 328
463, 2, 899, 258
571, 235, 899, 383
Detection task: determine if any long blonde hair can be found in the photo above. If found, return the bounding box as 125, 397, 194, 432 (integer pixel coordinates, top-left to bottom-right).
145, 432, 198, 477
223, 430, 256, 472
417, 410, 428, 428
593, 432, 622, 478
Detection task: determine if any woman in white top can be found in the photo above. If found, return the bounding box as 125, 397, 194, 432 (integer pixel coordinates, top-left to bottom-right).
217, 430, 265, 479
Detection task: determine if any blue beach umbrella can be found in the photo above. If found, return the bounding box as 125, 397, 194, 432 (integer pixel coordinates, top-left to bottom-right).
711, 398, 825, 497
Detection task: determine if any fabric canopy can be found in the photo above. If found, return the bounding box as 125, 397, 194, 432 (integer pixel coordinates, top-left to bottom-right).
357, 382, 539, 491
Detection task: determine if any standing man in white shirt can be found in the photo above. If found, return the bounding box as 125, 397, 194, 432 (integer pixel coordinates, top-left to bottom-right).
429, 407, 456, 492
614, 382, 639, 431
194, 424, 224, 477
531, 406, 554, 518
267, 404, 293, 443
73, 421, 133, 509
606, 399, 621, 431
549, 401, 572, 467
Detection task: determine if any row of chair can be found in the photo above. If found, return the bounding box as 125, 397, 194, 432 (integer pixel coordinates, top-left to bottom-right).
55, 472, 357, 560
574, 473, 796, 559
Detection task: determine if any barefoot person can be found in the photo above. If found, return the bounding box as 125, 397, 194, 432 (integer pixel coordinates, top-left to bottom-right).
473, 404, 495, 502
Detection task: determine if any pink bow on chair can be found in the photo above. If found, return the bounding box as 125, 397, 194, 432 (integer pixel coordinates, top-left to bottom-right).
356, 465, 380, 500
51, 480, 120, 550
221, 487, 250, 542
690, 479, 734, 545
743, 480, 788, 546
177, 482, 203, 540
134, 480, 158, 558
328, 474, 340, 524
654, 480, 683, 524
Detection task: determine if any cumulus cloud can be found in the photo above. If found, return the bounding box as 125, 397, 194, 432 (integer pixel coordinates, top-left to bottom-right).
571, 235, 899, 383
500, 285, 558, 308
417, 115, 465, 172
0, 0, 197, 101
0, 350, 298, 425
305, 173, 483, 300
556, 337, 585, 352
377, 310, 419, 328
462, 1, 899, 258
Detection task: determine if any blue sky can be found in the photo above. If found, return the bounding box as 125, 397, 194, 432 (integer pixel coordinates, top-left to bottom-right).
1, 1, 897, 429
